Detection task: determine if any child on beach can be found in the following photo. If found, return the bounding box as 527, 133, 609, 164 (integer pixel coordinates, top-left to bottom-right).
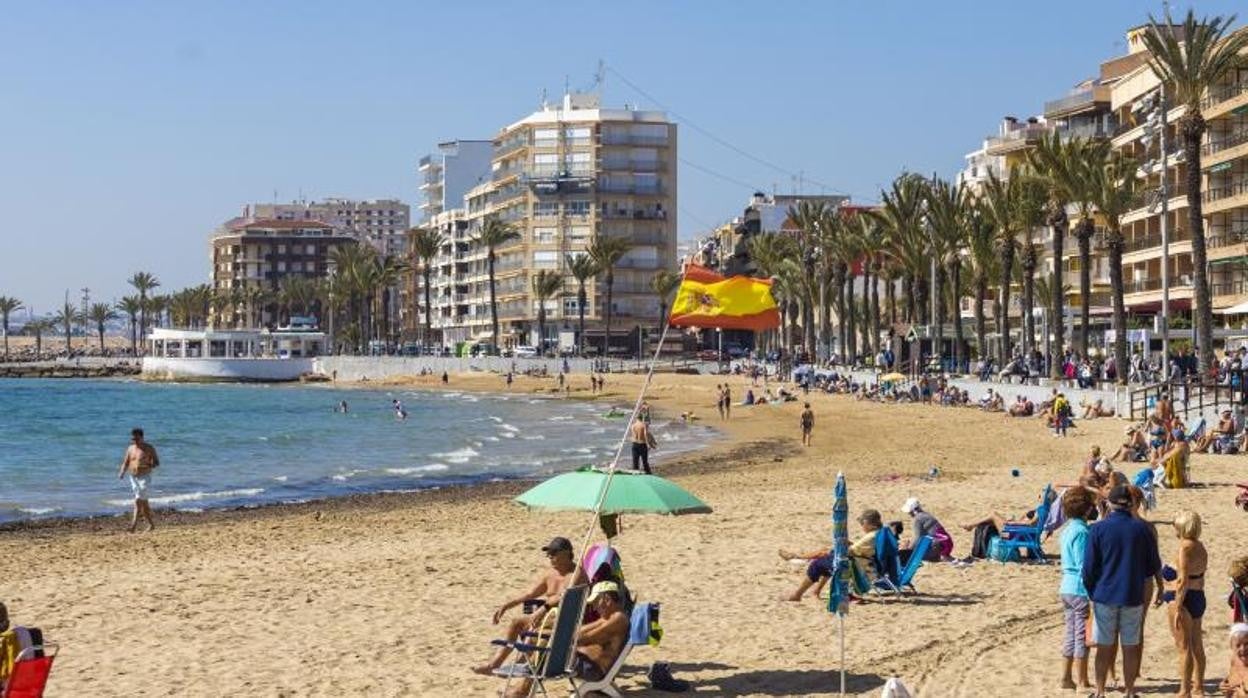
800, 403, 814, 446
1057, 486, 1096, 691
1220, 624, 1248, 698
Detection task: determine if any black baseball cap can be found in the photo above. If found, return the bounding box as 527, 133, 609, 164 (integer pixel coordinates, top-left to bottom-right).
1108, 484, 1132, 507
541, 537, 573, 554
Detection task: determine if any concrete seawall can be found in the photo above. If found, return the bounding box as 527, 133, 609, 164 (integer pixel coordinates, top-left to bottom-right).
313, 356, 601, 382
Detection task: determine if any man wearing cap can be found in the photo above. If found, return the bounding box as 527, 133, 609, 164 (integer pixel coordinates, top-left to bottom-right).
472, 536, 587, 676
899, 498, 952, 563
1082, 484, 1162, 698
573, 582, 630, 681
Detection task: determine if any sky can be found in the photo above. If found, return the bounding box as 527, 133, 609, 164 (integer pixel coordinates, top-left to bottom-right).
0, 1, 1241, 313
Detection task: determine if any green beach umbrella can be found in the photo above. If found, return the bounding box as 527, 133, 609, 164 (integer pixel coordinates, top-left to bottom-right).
514, 466, 712, 516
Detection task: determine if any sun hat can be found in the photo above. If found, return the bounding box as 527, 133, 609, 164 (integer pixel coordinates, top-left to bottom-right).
588, 581, 620, 603
1095, 459, 1113, 475
900, 497, 921, 515
1231, 623, 1248, 639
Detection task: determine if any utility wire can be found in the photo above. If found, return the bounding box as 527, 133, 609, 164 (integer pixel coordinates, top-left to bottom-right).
606, 63, 848, 196
678, 157, 766, 193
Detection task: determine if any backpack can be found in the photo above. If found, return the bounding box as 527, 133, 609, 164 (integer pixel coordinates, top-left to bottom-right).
970, 522, 997, 559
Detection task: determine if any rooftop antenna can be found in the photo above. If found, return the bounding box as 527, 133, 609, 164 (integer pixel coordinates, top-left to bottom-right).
540, 87, 547, 109
594, 59, 606, 97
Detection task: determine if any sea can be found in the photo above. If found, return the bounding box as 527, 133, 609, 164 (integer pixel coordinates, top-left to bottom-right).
0, 378, 713, 523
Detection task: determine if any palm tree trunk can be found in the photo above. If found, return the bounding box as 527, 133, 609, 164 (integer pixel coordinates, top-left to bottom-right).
861, 265, 873, 356
870, 262, 881, 358
975, 277, 987, 366
537, 307, 546, 353
905, 275, 916, 326
998, 247, 1014, 365
886, 271, 896, 326
1183, 117, 1213, 374
952, 262, 965, 373
488, 250, 500, 355
1050, 214, 1068, 380
845, 275, 856, 361
605, 272, 615, 358
817, 277, 829, 361
423, 267, 433, 347
1109, 241, 1127, 386
1077, 220, 1093, 359
577, 283, 587, 356
934, 264, 946, 369
1022, 263, 1035, 357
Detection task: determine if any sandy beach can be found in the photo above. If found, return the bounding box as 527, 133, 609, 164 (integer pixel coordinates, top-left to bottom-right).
3, 371, 1247, 696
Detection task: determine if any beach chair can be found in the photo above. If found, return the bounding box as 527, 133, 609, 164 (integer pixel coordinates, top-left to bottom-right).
869, 527, 902, 594
3, 644, 57, 698
875, 536, 932, 595
493, 585, 588, 697
572, 601, 659, 698
998, 485, 1053, 562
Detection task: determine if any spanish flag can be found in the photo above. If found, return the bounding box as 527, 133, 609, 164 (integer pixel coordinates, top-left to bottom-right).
668, 264, 781, 331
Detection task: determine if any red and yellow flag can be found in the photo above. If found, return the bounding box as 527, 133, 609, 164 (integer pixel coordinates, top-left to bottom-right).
668, 264, 780, 331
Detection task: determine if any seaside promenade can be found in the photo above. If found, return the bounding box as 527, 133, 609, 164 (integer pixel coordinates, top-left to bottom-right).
2, 370, 1245, 695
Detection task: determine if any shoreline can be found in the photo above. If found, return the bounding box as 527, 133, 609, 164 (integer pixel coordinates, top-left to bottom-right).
0, 372, 743, 539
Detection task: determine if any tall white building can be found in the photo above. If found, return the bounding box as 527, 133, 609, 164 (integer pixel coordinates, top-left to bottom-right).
249, 198, 410, 257
417, 140, 493, 221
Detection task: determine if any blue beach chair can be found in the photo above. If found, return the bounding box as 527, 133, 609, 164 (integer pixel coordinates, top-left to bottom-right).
875, 535, 932, 595
871, 526, 902, 591
998, 484, 1054, 562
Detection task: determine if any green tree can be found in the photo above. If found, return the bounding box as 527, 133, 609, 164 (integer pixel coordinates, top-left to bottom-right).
966, 205, 999, 360
978, 170, 1021, 364
531, 269, 565, 355
24, 318, 52, 357
1090, 151, 1139, 385
88, 302, 118, 350
53, 301, 79, 352
586, 235, 633, 357
1141, 9, 1248, 372
565, 253, 600, 356
650, 269, 682, 336
0, 296, 22, 361
408, 226, 445, 347
475, 217, 521, 355
127, 271, 160, 349
116, 296, 142, 356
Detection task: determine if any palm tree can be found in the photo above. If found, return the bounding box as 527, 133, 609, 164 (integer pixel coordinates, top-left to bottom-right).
565, 253, 601, 356
24, 318, 51, 357
0, 296, 22, 361
127, 272, 160, 349
926, 178, 970, 371
1014, 174, 1048, 357
979, 169, 1021, 364
116, 296, 142, 356
856, 217, 887, 359
1091, 151, 1140, 385
966, 205, 998, 362
586, 235, 633, 357
748, 232, 800, 354
328, 244, 375, 352
789, 200, 833, 357
374, 255, 410, 346
531, 269, 565, 355
1141, 10, 1248, 372
475, 217, 521, 355
408, 226, 445, 347
87, 302, 118, 350
53, 302, 79, 352
651, 269, 682, 335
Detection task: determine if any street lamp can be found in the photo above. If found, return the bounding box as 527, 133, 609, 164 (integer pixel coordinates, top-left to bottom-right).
1139, 85, 1170, 381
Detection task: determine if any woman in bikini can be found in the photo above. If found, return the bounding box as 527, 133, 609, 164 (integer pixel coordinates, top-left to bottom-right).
1164, 510, 1208, 698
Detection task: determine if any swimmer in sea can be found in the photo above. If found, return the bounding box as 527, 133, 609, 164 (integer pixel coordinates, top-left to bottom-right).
338, 400, 349, 414
393, 399, 408, 421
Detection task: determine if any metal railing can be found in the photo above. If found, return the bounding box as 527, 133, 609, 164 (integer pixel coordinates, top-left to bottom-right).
1126, 276, 1194, 293
1123, 229, 1191, 252
1203, 180, 1248, 203
600, 133, 669, 146
1201, 81, 1248, 112
1044, 88, 1098, 116
1202, 128, 1248, 157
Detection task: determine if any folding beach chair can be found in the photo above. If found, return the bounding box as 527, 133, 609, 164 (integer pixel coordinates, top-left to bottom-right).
998, 484, 1053, 562
493, 584, 588, 697
870, 526, 903, 594
3, 644, 57, 698
572, 601, 660, 698
875, 535, 932, 595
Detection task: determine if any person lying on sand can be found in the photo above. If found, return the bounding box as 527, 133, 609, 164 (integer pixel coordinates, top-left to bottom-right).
1080, 398, 1115, 419
471, 536, 588, 676
500, 581, 630, 698
779, 509, 882, 602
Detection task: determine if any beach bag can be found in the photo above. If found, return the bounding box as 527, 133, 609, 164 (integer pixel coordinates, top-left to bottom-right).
970, 522, 997, 559
987, 535, 1019, 563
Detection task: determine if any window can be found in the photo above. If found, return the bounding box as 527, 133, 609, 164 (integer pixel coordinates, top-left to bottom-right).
277, 261, 287, 272
277, 245, 287, 254
563, 298, 581, 314
534, 227, 557, 244
533, 251, 558, 269
534, 202, 559, 218
564, 127, 591, 144
534, 128, 558, 146
568, 226, 591, 243
306, 244, 315, 255
566, 201, 591, 217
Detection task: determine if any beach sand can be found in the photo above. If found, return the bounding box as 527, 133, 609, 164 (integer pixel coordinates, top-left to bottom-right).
3, 371, 1246, 696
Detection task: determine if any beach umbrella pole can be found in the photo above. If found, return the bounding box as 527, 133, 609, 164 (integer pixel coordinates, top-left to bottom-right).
839, 614, 846, 696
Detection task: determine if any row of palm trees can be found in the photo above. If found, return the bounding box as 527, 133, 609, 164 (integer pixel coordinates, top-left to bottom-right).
742, 9, 1245, 385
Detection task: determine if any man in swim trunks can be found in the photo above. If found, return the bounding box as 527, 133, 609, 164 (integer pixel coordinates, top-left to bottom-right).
629, 418, 655, 474
800, 403, 814, 447
117, 427, 159, 533
472, 536, 587, 676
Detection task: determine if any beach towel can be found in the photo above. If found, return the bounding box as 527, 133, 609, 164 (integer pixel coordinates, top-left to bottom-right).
1231, 583, 1248, 624
1161, 449, 1188, 489
1133, 469, 1157, 511
628, 602, 663, 647
1044, 489, 1067, 534
0, 627, 42, 686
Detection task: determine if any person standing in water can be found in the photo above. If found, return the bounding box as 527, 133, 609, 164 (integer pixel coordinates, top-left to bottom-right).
117, 427, 159, 532
337, 400, 349, 414
393, 399, 407, 420
629, 418, 656, 474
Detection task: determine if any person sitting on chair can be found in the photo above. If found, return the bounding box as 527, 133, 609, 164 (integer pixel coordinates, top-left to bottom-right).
779, 509, 882, 602
472, 537, 588, 676
1193, 409, 1236, 454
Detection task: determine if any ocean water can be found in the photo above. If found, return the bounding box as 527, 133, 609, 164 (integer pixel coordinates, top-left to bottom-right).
0, 379, 712, 523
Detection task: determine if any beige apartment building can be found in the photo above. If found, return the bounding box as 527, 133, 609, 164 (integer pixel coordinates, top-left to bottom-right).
209, 218, 357, 328
417, 92, 678, 352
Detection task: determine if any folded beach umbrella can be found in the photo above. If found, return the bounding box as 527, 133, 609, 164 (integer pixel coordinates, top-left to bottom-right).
828, 471, 851, 697
514, 467, 712, 516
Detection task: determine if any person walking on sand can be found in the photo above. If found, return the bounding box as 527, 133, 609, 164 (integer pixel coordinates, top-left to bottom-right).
117, 427, 159, 532
506, 372, 513, 389
441, 370, 449, 385
800, 403, 814, 446
630, 417, 656, 474
723, 385, 732, 418
1082, 484, 1162, 698
715, 385, 725, 419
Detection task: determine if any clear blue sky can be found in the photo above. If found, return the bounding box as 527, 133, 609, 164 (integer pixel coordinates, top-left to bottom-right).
0, 1, 1239, 313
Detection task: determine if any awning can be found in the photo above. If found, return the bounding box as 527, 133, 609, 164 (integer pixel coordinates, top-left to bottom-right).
1217, 301, 1248, 315
473, 331, 494, 340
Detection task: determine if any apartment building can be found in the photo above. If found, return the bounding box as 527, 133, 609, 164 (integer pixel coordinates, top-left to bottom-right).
417, 140, 493, 221
1200, 52, 1248, 318
209, 218, 357, 327
249, 198, 410, 258
417, 92, 678, 352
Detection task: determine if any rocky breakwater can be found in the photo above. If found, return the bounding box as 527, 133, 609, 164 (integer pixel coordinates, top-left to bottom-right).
0, 362, 140, 379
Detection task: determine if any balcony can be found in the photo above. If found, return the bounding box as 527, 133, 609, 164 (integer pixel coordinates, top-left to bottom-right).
600, 159, 667, 173
1202, 128, 1248, 158
1203, 180, 1248, 204
1200, 81, 1248, 113
1126, 275, 1194, 294
985, 124, 1049, 155
599, 208, 667, 220
1044, 85, 1111, 118
597, 181, 665, 195
1122, 229, 1190, 253
524, 166, 594, 182
600, 133, 669, 146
